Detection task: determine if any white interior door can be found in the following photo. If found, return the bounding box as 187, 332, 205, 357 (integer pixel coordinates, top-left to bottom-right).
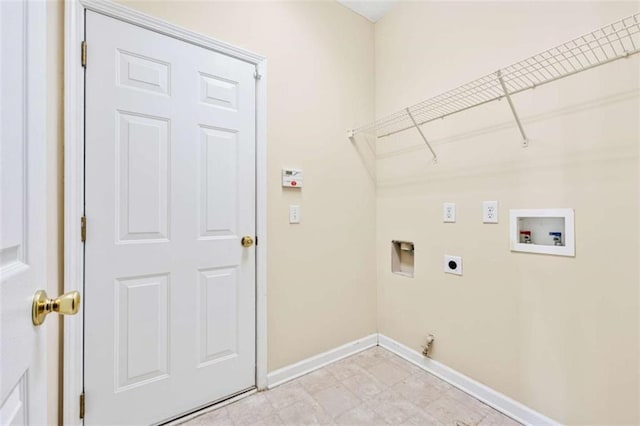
0, 1, 47, 425
84, 11, 257, 425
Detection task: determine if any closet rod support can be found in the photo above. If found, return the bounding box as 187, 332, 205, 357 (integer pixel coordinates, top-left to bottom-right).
406, 108, 438, 163
497, 70, 529, 147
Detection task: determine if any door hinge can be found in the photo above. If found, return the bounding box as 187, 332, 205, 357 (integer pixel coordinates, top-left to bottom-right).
81, 216, 86, 242
254, 70, 261, 80
81, 41, 87, 68
79, 392, 85, 419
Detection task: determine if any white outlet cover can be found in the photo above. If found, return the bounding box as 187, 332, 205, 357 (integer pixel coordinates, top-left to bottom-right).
444, 255, 462, 275
483, 201, 499, 223
443, 202, 456, 223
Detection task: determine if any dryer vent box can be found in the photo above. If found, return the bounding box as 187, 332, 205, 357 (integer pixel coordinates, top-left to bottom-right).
392, 240, 414, 278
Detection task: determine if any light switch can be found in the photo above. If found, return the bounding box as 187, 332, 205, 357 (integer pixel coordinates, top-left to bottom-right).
289, 205, 300, 224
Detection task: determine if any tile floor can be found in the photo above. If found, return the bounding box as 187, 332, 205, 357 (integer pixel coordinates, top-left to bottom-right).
183, 346, 521, 426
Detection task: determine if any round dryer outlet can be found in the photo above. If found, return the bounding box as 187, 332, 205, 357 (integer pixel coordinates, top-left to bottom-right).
444, 255, 462, 276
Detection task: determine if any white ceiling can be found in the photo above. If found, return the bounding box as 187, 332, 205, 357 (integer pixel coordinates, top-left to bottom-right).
337, 1, 396, 23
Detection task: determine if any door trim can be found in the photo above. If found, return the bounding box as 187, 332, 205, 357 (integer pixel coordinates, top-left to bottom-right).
63, 1, 268, 424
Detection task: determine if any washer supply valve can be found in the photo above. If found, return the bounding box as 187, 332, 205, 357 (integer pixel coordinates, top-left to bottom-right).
549, 232, 563, 246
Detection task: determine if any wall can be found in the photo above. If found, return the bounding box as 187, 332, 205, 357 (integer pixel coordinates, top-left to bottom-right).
374, 1, 640, 424
46, 1, 64, 424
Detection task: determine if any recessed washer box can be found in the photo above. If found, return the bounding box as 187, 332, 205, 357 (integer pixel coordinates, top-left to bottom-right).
510, 208, 575, 257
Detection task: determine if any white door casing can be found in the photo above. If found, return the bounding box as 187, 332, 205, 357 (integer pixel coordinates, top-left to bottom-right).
0, 1, 47, 425
84, 11, 258, 424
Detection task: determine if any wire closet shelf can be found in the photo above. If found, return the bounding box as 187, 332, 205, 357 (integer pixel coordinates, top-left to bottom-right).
348, 12, 640, 154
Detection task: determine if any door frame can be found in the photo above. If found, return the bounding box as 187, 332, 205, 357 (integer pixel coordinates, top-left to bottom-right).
63, 1, 268, 423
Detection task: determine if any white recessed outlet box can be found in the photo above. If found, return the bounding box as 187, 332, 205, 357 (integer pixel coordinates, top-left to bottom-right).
282, 168, 303, 188
289, 205, 301, 224
483, 201, 498, 223
443, 202, 456, 223
392, 240, 414, 278
510, 208, 575, 257
444, 255, 462, 275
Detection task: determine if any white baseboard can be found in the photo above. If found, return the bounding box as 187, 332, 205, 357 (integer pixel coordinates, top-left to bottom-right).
378, 334, 560, 426
266, 334, 378, 388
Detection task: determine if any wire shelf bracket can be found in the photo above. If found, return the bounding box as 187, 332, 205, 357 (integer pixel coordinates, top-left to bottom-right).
406, 107, 438, 162
496, 70, 528, 147
348, 12, 640, 157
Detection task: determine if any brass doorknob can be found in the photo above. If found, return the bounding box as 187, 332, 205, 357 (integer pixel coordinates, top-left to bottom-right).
32, 290, 81, 326
241, 236, 254, 247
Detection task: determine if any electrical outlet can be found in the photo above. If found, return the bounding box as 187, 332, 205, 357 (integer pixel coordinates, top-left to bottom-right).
444, 255, 463, 275
443, 203, 456, 223
483, 201, 498, 223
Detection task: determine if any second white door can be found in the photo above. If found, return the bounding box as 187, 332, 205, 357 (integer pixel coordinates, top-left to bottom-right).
84, 11, 257, 425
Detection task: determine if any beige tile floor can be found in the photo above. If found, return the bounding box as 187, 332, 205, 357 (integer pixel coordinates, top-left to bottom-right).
183, 346, 521, 426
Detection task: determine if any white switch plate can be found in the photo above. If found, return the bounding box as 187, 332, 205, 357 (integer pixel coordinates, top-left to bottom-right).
444, 255, 462, 275
443, 203, 456, 223
289, 205, 300, 224
483, 201, 498, 223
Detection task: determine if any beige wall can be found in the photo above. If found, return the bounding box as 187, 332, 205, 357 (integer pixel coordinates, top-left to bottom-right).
375, 1, 640, 424
46, 1, 64, 424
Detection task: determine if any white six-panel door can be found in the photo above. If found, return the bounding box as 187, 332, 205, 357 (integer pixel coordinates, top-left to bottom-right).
0, 1, 47, 425
84, 11, 256, 424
